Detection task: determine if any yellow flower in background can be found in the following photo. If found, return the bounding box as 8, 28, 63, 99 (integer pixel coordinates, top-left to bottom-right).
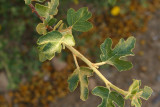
73, 0, 79, 5
111, 6, 120, 16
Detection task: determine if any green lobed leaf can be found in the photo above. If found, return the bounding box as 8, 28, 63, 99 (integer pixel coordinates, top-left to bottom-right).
47, 18, 57, 26
35, 3, 49, 17
48, 0, 59, 15
35, 0, 59, 18
92, 86, 124, 107
37, 31, 75, 62
100, 36, 136, 71
67, 7, 93, 32
67, 67, 93, 101
36, 23, 47, 35
140, 86, 153, 100
25, 0, 31, 5
109, 92, 125, 107
44, 16, 57, 26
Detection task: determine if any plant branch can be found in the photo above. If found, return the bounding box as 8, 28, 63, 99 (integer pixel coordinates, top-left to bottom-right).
65, 44, 128, 96
29, 4, 44, 21
29, 4, 53, 31
94, 61, 108, 66
28, 3, 128, 97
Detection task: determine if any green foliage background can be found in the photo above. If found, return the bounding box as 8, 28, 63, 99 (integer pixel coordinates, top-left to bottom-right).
0, 0, 80, 89
0, 0, 41, 88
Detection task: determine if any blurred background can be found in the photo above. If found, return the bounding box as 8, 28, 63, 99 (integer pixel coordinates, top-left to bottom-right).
0, 0, 160, 107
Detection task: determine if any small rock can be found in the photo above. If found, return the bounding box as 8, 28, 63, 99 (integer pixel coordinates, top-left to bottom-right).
43, 74, 50, 81
88, 78, 97, 91
51, 57, 67, 71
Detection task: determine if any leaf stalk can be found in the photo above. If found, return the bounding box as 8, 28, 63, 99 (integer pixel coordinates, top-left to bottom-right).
94, 61, 108, 67
73, 54, 80, 68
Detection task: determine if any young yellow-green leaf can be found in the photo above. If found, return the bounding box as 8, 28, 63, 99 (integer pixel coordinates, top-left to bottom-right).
25, 0, 31, 5
129, 80, 141, 94
38, 50, 56, 62
131, 91, 143, 107
48, 0, 59, 15
67, 67, 93, 101
67, 7, 93, 32
37, 31, 75, 62
100, 36, 136, 71
36, 23, 47, 35
140, 86, 153, 100
62, 34, 75, 46
125, 80, 141, 99
125, 80, 153, 107
131, 98, 142, 107
92, 86, 124, 107
35, 3, 49, 17
35, 0, 59, 18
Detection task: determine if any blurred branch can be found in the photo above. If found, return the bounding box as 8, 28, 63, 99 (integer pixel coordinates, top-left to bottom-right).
2, 62, 16, 89
29, 4, 44, 21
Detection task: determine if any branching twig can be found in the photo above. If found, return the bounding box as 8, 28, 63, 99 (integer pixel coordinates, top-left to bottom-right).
29, 4, 44, 21
29, 4, 53, 31
28, 3, 128, 97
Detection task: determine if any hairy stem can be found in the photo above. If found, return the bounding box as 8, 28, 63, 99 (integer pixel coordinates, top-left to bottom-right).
65, 44, 128, 96
73, 54, 79, 68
